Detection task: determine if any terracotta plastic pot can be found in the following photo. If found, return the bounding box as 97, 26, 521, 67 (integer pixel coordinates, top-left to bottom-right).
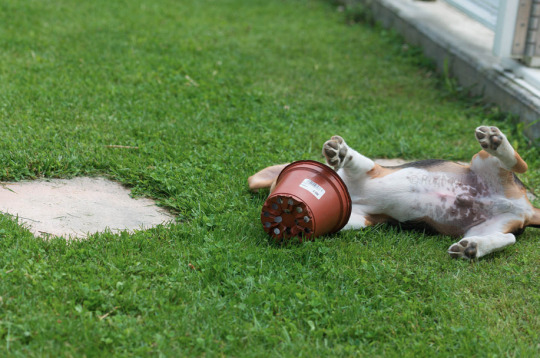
260, 160, 352, 243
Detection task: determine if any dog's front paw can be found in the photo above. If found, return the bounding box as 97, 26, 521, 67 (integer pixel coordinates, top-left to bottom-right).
448, 239, 478, 260
323, 135, 348, 170
475, 126, 506, 153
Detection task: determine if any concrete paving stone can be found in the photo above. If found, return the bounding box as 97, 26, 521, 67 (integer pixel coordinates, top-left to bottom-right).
0, 177, 174, 239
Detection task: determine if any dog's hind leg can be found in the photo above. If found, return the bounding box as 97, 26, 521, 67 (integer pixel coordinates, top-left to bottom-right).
323, 136, 379, 180
447, 232, 516, 259
473, 126, 528, 174
447, 214, 521, 259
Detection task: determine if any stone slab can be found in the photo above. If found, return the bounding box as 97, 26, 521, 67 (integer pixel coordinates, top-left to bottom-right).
0, 177, 174, 239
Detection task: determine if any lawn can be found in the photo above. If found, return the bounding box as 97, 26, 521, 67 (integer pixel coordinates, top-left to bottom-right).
0, 0, 539, 356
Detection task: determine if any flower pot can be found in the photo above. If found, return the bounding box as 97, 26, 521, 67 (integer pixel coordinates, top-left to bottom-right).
260, 160, 352, 242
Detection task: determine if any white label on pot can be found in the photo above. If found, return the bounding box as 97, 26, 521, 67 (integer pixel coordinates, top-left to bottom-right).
299, 179, 325, 200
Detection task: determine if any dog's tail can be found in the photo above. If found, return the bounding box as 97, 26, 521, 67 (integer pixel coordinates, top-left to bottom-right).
529, 207, 540, 228
248, 164, 289, 193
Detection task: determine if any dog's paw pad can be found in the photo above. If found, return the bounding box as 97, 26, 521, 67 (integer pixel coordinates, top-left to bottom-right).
323, 135, 348, 169
448, 239, 478, 260
330, 135, 344, 144
476, 126, 504, 151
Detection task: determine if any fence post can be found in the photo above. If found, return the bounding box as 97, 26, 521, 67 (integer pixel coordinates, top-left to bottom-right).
493, 0, 521, 66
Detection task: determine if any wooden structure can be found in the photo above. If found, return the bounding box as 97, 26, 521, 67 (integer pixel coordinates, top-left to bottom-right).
445, 0, 540, 67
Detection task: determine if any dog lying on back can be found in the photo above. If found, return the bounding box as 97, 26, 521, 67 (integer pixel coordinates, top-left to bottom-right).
249, 126, 540, 259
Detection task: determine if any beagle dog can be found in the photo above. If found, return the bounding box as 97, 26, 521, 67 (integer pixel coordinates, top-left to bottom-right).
249, 126, 540, 259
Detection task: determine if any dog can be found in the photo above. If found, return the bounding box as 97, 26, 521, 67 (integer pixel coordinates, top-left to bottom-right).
248, 126, 540, 259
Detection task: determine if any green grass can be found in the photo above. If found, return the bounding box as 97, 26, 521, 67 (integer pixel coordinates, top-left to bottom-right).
0, 0, 539, 356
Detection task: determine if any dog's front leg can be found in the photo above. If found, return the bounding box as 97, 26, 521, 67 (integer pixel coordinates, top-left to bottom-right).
322, 136, 376, 180
323, 136, 391, 232
341, 211, 370, 230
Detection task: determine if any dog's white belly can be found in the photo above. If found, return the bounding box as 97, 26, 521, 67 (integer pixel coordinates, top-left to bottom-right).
342, 168, 527, 234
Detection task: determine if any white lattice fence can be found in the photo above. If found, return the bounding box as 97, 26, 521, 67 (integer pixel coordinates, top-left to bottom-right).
443, 0, 500, 29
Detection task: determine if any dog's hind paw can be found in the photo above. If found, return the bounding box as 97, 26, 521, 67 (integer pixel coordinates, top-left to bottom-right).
323, 135, 348, 170
448, 239, 478, 260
